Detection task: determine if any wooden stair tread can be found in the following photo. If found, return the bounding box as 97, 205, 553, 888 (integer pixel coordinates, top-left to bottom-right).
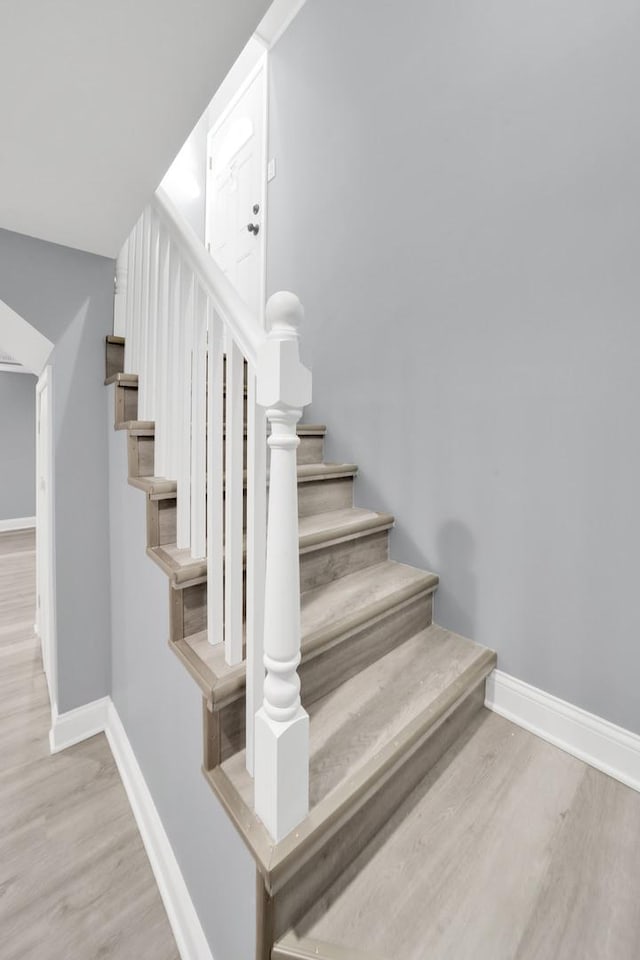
105, 371, 138, 386
175, 561, 438, 706
222, 625, 495, 812
117, 419, 155, 434
206, 623, 495, 889
128, 476, 177, 497
299, 507, 393, 549
155, 508, 393, 587
127, 461, 357, 504
147, 544, 206, 585
115, 418, 327, 438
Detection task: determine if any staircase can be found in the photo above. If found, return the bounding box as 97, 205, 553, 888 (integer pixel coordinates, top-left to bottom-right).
106, 194, 497, 959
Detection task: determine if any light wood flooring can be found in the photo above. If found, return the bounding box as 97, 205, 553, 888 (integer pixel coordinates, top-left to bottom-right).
0, 529, 179, 960
297, 706, 640, 960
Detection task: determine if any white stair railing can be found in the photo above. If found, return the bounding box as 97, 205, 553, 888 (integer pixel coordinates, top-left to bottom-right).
113, 187, 311, 842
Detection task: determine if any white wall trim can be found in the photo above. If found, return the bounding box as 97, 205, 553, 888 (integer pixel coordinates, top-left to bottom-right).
49, 697, 214, 960
0, 515, 36, 532
49, 696, 110, 753
105, 704, 214, 960
486, 669, 640, 793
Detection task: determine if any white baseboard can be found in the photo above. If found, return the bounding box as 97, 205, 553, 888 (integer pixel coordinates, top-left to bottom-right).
485, 669, 640, 794
49, 698, 214, 960
105, 703, 214, 960
0, 515, 36, 532
49, 696, 110, 753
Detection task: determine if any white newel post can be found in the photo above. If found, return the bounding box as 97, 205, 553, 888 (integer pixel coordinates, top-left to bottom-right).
254, 292, 312, 843
113, 238, 129, 338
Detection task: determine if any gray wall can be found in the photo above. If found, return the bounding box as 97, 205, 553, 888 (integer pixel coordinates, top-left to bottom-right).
268, 0, 640, 735
0, 371, 36, 520
0, 227, 114, 712
108, 397, 256, 960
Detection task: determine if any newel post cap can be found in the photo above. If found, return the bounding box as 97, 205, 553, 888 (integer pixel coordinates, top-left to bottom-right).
258, 292, 311, 409
266, 292, 304, 340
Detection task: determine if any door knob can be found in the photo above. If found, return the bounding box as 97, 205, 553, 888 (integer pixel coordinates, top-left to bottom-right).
247, 223, 260, 235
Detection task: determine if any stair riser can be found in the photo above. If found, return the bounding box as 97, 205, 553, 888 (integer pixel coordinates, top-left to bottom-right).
300, 591, 433, 707
297, 436, 324, 465
298, 478, 353, 518
204, 698, 245, 770
128, 434, 154, 479
271, 682, 487, 942
200, 592, 435, 767
115, 384, 138, 425
300, 529, 388, 593
106, 338, 125, 381
171, 581, 207, 643
147, 497, 177, 548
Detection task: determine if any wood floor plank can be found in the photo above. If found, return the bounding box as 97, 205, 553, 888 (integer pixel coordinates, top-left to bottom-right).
0, 529, 179, 959
298, 710, 640, 960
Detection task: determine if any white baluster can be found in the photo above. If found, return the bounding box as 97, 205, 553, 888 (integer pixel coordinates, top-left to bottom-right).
114, 238, 128, 338
254, 292, 312, 842
147, 214, 160, 422
130, 218, 144, 376
245, 366, 267, 776
176, 270, 194, 550
124, 230, 136, 373
224, 340, 245, 664
207, 307, 224, 646
190, 285, 207, 559
167, 255, 182, 483
155, 232, 171, 477
138, 210, 151, 421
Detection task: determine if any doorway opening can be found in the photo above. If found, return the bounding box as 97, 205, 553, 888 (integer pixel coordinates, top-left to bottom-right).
36, 365, 56, 709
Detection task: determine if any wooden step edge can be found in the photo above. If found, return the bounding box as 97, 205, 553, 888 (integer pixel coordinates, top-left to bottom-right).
173, 638, 223, 707
297, 425, 327, 437
126, 460, 358, 504
128, 476, 177, 496
297, 464, 358, 483
205, 647, 496, 894
106, 335, 125, 345
298, 513, 394, 553
105, 371, 138, 386
146, 546, 207, 586
116, 419, 154, 433
273, 931, 383, 960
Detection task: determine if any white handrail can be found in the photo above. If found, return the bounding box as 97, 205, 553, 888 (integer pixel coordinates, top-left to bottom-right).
153, 187, 266, 368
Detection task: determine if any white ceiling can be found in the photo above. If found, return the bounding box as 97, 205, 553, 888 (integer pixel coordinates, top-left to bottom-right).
0, 0, 272, 257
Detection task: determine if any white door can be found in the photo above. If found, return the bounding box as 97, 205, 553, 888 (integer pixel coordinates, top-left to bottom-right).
36, 366, 56, 706
206, 65, 266, 319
